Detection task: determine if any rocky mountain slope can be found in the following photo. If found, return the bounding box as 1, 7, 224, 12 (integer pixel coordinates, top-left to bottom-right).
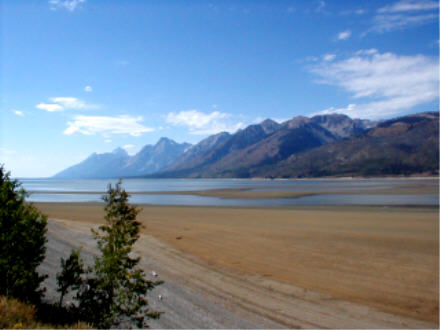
155, 114, 374, 178
254, 112, 439, 178
54, 112, 438, 179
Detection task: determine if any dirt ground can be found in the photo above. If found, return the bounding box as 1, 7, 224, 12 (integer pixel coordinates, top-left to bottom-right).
36, 203, 439, 327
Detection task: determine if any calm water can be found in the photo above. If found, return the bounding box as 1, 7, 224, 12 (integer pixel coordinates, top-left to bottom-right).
20, 178, 438, 207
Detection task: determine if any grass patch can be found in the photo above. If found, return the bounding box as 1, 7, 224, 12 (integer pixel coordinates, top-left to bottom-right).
0, 296, 91, 329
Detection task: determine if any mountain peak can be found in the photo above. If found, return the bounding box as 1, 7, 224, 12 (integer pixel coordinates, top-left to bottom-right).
112, 147, 129, 156
260, 119, 281, 134
157, 136, 174, 143
285, 116, 311, 129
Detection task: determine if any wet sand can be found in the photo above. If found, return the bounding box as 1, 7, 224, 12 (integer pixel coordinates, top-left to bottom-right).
36, 202, 439, 327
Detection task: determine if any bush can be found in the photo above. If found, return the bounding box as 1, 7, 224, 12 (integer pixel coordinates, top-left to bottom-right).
0, 295, 91, 329
0, 166, 47, 304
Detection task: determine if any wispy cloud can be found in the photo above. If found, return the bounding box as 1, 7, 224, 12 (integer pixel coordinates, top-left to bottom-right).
84, 85, 93, 92
49, 0, 86, 11
64, 115, 154, 137
36, 103, 64, 112
36, 97, 99, 112
122, 144, 135, 150
12, 110, 24, 117
337, 30, 351, 40
323, 53, 336, 61
369, 0, 438, 33
166, 110, 245, 135
310, 49, 439, 119
50, 97, 97, 109
341, 9, 367, 15
378, 0, 438, 13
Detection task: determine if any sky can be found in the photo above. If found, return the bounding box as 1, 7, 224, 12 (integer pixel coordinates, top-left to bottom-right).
1, 0, 438, 177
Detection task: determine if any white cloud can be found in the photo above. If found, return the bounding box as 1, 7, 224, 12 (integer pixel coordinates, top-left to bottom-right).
166, 110, 245, 135
310, 50, 439, 119
372, 13, 437, 32
323, 53, 336, 61
337, 30, 351, 40
340, 9, 367, 15
36, 103, 64, 112
49, 0, 86, 11
122, 145, 135, 151
370, 0, 438, 33
50, 97, 98, 109
355, 48, 378, 55
12, 110, 24, 117
252, 116, 265, 124
36, 97, 99, 112
104, 139, 112, 143
84, 85, 93, 92
273, 117, 289, 124
64, 115, 155, 136
378, 0, 438, 13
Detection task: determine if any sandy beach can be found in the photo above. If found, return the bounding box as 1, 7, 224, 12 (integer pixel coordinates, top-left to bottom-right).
36, 202, 439, 328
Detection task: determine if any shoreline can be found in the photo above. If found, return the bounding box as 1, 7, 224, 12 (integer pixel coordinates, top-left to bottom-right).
19, 175, 440, 182
26, 179, 439, 202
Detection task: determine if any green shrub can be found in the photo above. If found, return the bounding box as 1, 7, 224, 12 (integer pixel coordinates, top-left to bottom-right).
0, 166, 47, 304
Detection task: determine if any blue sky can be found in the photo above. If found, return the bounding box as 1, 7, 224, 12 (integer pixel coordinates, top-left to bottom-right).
1, 0, 438, 177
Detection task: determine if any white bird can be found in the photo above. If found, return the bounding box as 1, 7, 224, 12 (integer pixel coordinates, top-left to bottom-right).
152, 270, 158, 277
158, 294, 163, 300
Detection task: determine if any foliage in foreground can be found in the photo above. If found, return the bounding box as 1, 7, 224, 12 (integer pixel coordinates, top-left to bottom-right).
0, 166, 48, 304
0, 164, 161, 328
59, 181, 162, 328
0, 295, 90, 329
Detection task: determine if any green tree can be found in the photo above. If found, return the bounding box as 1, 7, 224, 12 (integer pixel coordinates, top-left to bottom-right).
0, 166, 48, 304
56, 249, 84, 307
73, 181, 162, 328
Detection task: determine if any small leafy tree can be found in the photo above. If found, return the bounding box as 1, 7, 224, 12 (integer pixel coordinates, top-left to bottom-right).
0, 166, 47, 304
56, 249, 84, 307
62, 180, 162, 328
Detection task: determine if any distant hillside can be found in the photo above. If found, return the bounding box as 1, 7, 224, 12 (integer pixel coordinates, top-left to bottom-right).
154, 114, 374, 178
121, 137, 191, 176
53, 147, 130, 179
54, 112, 438, 179
53, 138, 191, 179
255, 112, 439, 178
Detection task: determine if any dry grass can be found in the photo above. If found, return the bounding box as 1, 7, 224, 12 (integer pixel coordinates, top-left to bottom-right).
37, 203, 439, 324
0, 296, 90, 329
0, 296, 37, 329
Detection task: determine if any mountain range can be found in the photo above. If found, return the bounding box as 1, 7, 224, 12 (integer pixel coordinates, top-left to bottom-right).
53, 112, 439, 179
53, 138, 191, 179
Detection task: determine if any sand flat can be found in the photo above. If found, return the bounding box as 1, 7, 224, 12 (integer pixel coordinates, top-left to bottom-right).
36, 203, 439, 326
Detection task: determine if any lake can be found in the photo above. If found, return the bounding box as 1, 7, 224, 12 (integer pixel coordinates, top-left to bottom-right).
20, 178, 438, 207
